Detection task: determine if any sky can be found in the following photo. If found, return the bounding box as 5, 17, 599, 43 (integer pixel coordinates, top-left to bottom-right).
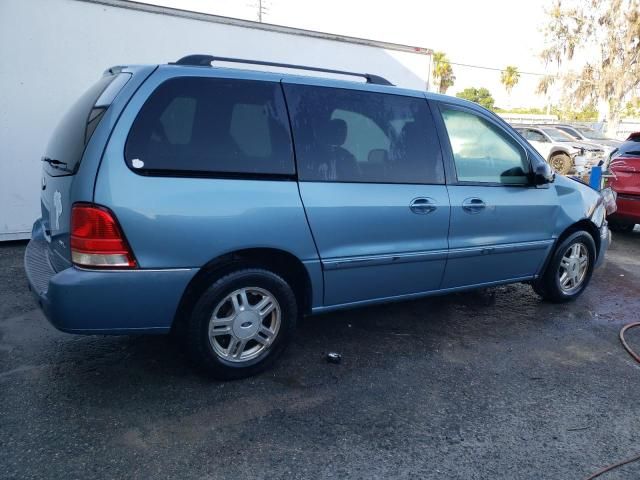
135, 0, 554, 108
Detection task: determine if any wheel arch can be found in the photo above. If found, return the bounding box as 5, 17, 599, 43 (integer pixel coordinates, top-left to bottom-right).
547, 147, 572, 161
172, 248, 313, 334
538, 218, 601, 278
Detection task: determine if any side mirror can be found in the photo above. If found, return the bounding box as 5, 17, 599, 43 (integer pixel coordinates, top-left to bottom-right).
534, 162, 555, 185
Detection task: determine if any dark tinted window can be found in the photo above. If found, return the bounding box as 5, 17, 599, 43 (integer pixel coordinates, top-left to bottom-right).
618, 140, 640, 157
45, 73, 125, 176
284, 84, 444, 184
125, 77, 294, 176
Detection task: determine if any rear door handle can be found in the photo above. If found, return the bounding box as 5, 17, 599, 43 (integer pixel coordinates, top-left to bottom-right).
409, 197, 437, 214
462, 197, 486, 213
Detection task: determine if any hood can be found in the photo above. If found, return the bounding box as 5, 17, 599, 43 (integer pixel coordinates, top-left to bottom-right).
571, 140, 605, 152
592, 139, 622, 148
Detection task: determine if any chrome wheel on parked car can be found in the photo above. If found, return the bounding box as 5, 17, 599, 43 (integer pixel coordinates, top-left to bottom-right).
209, 287, 281, 363
558, 242, 589, 294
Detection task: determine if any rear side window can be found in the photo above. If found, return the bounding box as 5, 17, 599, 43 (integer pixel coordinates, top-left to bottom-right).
556, 126, 581, 140
125, 77, 294, 176
284, 84, 444, 184
441, 107, 529, 185
45, 73, 128, 176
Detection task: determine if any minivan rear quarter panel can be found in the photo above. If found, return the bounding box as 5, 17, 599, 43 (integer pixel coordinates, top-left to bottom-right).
93, 67, 322, 303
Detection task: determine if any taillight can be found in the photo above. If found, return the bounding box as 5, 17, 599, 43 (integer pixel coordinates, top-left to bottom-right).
70, 203, 137, 268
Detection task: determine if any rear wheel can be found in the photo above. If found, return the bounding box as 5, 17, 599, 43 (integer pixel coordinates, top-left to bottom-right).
533, 231, 596, 302
186, 268, 297, 379
549, 153, 572, 175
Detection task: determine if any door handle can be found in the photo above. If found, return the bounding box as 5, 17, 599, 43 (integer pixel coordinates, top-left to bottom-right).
462, 197, 486, 214
409, 197, 437, 214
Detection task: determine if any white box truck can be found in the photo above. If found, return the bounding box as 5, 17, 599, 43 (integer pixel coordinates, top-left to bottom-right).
0, 0, 433, 240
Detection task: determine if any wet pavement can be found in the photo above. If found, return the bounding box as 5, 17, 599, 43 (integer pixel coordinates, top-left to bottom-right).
1, 231, 640, 479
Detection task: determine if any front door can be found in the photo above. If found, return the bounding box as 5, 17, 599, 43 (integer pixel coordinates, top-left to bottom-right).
435, 104, 557, 289
283, 81, 450, 306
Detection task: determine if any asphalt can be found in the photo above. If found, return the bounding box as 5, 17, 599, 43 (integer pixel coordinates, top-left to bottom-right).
1, 231, 640, 479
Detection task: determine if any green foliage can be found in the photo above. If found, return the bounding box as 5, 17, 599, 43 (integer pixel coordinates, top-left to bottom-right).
624, 98, 640, 118
495, 104, 599, 121
539, 0, 640, 135
500, 66, 520, 95
557, 104, 599, 122
495, 106, 547, 115
432, 51, 456, 94
456, 87, 495, 110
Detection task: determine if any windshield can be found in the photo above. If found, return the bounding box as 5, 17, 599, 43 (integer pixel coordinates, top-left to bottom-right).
577, 127, 609, 140
542, 128, 576, 142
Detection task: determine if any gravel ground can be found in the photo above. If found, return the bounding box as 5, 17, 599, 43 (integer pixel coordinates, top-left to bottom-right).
1, 231, 640, 479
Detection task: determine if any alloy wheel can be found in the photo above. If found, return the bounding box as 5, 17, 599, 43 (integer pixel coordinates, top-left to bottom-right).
558, 242, 589, 294
208, 287, 281, 363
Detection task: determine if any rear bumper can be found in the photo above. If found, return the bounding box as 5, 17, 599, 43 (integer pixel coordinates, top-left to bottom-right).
610, 193, 640, 224
25, 221, 197, 334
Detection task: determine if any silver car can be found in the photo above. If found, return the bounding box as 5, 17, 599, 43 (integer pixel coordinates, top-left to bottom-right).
554, 124, 622, 158
515, 126, 604, 175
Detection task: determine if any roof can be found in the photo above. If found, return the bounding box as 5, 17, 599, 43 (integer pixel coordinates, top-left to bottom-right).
158, 61, 478, 110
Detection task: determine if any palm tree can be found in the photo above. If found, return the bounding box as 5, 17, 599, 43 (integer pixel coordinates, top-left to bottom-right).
500, 65, 520, 108
432, 52, 456, 94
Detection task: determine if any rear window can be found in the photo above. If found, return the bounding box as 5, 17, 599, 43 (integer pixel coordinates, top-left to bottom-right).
45, 73, 128, 176
124, 77, 294, 176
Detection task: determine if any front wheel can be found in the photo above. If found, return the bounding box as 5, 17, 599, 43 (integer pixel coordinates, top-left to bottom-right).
549, 153, 572, 175
186, 268, 297, 379
533, 231, 596, 302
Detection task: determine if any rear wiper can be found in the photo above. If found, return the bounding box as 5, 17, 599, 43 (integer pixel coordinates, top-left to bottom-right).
41, 156, 72, 172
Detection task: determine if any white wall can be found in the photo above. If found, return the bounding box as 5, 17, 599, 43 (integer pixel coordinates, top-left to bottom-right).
0, 0, 430, 240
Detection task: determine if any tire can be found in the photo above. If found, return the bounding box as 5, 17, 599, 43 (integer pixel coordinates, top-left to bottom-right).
186, 268, 297, 379
533, 231, 596, 303
549, 153, 572, 175
609, 221, 635, 233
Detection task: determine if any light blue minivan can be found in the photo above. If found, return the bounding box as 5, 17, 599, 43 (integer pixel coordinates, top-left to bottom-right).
25, 55, 611, 378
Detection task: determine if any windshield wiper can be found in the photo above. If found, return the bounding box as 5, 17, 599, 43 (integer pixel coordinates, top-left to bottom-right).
41, 156, 72, 172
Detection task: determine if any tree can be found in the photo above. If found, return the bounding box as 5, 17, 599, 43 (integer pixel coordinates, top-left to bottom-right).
538, 0, 640, 136
432, 51, 456, 94
456, 87, 496, 110
500, 65, 520, 107
624, 97, 640, 118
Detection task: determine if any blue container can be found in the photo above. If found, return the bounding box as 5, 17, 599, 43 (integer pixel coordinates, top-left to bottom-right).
590, 166, 603, 190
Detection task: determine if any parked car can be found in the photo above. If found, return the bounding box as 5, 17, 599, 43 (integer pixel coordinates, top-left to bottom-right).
514, 126, 603, 175
626, 132, 640, 142
607, 135, 640, 232
25, 55, 612, 379
554, 124, 622, 156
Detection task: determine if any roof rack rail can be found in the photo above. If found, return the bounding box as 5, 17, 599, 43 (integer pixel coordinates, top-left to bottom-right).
172, 54, 394, 86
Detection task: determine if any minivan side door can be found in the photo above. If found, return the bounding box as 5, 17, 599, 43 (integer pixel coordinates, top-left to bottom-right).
283, 81, 450, 307
433, 103, 557, 289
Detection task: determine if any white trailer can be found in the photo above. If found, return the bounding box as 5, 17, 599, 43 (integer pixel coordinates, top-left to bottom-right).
0, 0, 433, 240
